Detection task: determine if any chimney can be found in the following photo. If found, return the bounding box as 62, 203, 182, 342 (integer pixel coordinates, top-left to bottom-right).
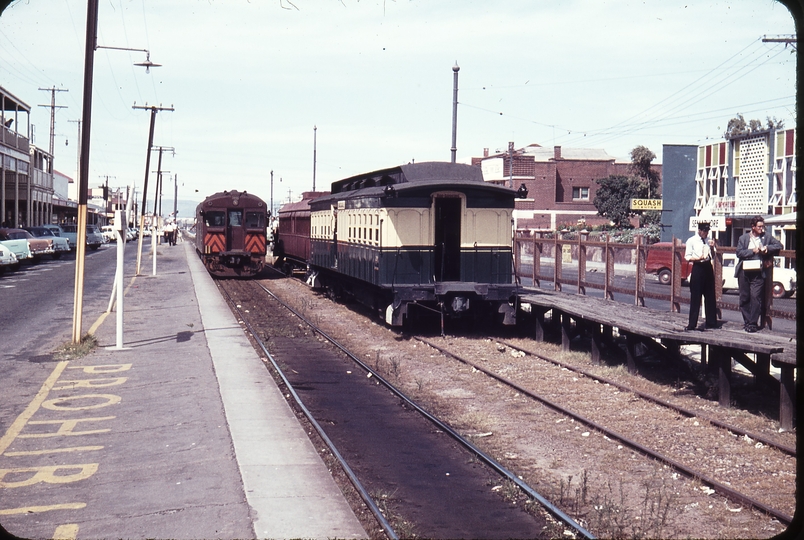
483, 148, 489, 158
554, 146, 562, 160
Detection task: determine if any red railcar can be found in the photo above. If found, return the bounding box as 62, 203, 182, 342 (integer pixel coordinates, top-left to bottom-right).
195, 190, 268, 278
274, 191, 329, 271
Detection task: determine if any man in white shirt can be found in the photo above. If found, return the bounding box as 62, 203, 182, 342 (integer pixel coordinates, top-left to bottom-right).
684, 221, 718, 331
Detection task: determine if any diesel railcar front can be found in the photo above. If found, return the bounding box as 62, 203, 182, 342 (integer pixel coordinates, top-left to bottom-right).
195, 190, 268, 278
277, 161, 527, 327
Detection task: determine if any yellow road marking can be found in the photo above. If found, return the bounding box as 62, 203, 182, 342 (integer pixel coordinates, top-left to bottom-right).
0, 503, 86, 515
41, 394, 121, 411
87, 275, 138, 335
4, 446, 104, 457
54, 524, 79, 540
0, 361, 69, 455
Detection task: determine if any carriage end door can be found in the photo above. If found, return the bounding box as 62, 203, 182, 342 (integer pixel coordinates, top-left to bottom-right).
434, 197, 461, 281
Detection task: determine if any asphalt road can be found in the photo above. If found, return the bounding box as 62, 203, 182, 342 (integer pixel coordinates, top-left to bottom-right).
0, 244, 119, 362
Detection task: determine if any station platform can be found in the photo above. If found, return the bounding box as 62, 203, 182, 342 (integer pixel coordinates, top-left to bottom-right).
0, 240, 366, 539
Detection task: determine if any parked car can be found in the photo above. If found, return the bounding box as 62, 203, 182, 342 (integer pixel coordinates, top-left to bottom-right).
24, 226, 71, 259
100, 225, 119, 243
645, 242, 693, 285
0, 228, 53, 263
60, 224, 104, 250
0, 243, 18, 274
722, 253, 796, 299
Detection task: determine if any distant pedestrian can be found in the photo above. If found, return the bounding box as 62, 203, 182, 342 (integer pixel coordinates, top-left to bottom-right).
684, 221, 718, 331
735, 216, 782, 332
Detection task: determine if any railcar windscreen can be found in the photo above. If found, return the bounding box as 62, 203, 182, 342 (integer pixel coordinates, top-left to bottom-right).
204, 211, 225, 227
229, 210, 242, 226
245, 212, 265, 228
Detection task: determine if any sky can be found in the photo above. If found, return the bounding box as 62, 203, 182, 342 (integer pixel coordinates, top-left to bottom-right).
0, 0, 797, 215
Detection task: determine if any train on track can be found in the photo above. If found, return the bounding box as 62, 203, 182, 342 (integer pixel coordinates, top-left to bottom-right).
275, 161, 528, 327
195, 190, 268, 278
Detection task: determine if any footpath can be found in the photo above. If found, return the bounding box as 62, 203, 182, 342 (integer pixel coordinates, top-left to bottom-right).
0, 240, 365, 539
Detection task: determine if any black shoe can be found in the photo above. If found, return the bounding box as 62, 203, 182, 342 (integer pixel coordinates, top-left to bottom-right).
705, 322, 721, 329
745, 325, 759, 333
684, 325, 700, 332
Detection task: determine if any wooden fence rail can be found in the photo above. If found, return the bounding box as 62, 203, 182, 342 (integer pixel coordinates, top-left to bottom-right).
513, 231, 796, 329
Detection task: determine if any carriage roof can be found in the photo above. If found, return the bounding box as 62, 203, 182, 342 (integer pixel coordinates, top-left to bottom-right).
311, 162, 517, 210
197, 190, 266, 211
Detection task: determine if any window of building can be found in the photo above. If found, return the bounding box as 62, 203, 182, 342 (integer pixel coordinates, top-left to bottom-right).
572, 187, 589, 200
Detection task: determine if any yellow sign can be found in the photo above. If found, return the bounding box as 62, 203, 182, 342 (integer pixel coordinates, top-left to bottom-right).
630, 198, 663, 210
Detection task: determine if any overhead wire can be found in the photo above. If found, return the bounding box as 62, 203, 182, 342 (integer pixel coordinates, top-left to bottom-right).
558, 38, 789, 148
460, 37, 793, 152
586, 44, 790, 146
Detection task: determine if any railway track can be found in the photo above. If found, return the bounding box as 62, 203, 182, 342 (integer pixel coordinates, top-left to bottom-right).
414, 336, 795, 527
218, 277, 594, 539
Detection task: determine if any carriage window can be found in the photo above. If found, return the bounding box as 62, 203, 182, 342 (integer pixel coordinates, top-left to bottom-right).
245, 211, 264, 228
205, 211, 225, 227
229, 210, 243, 226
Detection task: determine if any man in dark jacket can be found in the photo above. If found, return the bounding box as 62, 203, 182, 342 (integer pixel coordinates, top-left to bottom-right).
735, 216, 783, 332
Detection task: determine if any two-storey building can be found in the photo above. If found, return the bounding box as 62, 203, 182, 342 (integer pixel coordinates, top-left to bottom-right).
694, 127, 796, 252
1, 85, 54, 227
473, 143, 659, 231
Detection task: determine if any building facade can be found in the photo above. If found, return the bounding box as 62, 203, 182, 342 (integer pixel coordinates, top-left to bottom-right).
473, 143, 660, 231
695, 127, 796, 251
1, 86, 56, 228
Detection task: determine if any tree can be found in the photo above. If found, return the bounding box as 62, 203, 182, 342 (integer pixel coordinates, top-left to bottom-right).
724, 114, 784, 139
593, 175, 647, 228
628, 145, 660, 197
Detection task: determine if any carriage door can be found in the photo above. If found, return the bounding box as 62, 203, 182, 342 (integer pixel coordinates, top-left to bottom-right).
227, 209, 244, 251
434, 197, 462, 281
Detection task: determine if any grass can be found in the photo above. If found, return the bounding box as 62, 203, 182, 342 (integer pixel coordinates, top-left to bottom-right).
53, 334, 98, 360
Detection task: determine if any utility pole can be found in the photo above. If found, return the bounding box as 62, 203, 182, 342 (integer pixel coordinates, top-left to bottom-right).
71, 0, 99, 344
508, 141, 514, 188
132, 105, 174, 275
762, 34, 797, 51
151, 146, 174, 221
313, 126, 317, 191
68, 120, 81, 185
99, 175, 115, 221
451, 62, 459, 164
38, 87, 68, 156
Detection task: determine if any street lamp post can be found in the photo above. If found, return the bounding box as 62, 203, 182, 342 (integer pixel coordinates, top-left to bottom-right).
72, 0, 162, 343
451, 62, 459, 164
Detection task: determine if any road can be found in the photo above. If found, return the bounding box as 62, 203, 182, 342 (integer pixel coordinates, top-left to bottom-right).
0, 244, 122, 362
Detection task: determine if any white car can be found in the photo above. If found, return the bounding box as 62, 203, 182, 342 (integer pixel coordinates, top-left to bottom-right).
100, 225, 118, 243
722, 254, 797, 298
0, 243, 18, 273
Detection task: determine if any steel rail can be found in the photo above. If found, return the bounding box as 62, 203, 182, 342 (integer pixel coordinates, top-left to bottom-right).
218, 282, 399, 540
416, 337, 793, 527
253, 281, 596, 540
496, 339, 796, 457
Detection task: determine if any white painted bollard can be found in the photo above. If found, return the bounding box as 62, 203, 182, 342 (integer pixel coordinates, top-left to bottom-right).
151, 225, 157, 276
114, 210, 126, 349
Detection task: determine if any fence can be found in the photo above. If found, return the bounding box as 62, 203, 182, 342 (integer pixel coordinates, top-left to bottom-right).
513, 230, 796, 328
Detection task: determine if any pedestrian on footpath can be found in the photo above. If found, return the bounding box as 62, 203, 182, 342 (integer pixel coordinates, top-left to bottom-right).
735, 215, 782, 333
684, 221, 719, 331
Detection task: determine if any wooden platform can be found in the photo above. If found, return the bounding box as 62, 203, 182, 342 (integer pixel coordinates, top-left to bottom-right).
518, 287, 798, 430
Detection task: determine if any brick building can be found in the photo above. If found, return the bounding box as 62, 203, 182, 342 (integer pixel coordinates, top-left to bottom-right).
472, 143, 661, 231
